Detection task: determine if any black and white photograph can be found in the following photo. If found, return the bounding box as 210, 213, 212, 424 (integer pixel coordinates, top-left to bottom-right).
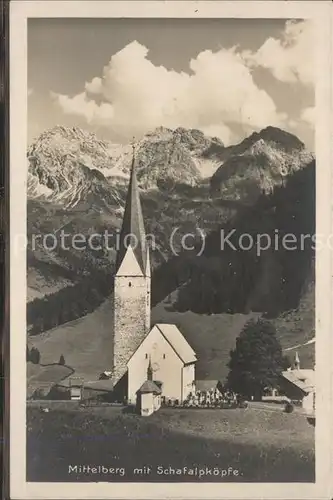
8, 1, 333, 499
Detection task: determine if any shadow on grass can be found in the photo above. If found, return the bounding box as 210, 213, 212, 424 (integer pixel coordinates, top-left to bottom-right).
37, 363, 75, 381
26, 407, 315, 483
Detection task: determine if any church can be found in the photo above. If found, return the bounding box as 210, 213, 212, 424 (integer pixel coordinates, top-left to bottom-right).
111, 150, 197, 407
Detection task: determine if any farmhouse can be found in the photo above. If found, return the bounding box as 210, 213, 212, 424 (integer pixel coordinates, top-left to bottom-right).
279, 352, 315, 412
111, 148, 197, 407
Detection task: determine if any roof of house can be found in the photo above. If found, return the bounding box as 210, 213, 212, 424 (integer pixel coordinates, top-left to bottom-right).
281, 368, 315, 394
137, 380, 162, 394
155, 323, 197, 364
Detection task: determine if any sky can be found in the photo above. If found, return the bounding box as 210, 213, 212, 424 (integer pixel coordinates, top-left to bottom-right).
28, 18, 314, 150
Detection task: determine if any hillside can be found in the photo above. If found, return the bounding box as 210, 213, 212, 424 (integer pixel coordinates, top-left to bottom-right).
27, 297, 115, 385
27, 284, 314, 393
174, 161, 315, 317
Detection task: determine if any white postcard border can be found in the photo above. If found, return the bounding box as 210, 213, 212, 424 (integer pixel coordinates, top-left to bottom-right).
9, 1, 332, 499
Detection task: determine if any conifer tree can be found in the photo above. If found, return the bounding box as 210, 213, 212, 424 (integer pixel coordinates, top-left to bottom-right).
30, 347, 41, 364
227, 318, 284, 401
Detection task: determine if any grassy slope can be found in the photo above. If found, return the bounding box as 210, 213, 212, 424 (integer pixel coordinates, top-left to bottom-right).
152, 299, 260, 380
26, 405, 315, 482
28, 285, 314, 390
27, 362, 74, 397
28, 293, 261, 386
28, 297, 115, 385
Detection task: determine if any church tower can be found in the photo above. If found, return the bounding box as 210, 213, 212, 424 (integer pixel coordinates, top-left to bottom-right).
113, 148, 151, 387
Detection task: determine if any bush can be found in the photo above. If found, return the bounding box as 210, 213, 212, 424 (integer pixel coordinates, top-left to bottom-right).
285, 402, 294, 413
30, 347, 40, 364
32, 388, 45, 400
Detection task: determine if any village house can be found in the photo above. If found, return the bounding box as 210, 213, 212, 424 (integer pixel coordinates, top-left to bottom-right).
278, 352, 315, 412
110, 148, 197, 410
69, 377, 84, 401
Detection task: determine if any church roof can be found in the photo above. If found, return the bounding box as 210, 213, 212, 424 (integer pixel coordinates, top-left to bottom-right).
115, 151, 147, 275
156, 324, 197, 364
137, 380, 162, 394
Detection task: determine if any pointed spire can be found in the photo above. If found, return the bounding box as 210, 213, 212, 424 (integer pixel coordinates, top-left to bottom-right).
147, 355, 153, 381
116, 245, 144, 277
115, 142, 147, 274
294, 351, 300, 370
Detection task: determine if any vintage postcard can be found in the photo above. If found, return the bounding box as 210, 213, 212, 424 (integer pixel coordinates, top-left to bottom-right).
9, 1, 332, 499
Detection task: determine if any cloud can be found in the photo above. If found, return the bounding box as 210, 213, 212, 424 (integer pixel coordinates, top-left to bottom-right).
288, 105, 315, 130
85, 77, 103, 94
51, 39, 287, 145
300, 106, 315, 125
50, 91, 114, 125
51, 21, 312, 145
243, 20, 313, 86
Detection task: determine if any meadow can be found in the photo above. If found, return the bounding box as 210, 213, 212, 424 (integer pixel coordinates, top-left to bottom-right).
27, 404, 314, 483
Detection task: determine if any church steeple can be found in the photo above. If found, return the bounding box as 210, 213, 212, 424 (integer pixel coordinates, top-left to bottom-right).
294, 351, 300, 370
112, 141, 151, 390
147, 356, 153, 381
116, 145, 147, 275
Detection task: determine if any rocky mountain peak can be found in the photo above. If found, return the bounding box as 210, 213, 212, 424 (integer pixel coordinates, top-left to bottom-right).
27, 124, 219, 206
256, 126, 305, 150
210, 126, 313, 201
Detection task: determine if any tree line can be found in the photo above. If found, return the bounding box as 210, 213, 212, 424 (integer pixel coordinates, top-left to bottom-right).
27, 345, 66, 366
